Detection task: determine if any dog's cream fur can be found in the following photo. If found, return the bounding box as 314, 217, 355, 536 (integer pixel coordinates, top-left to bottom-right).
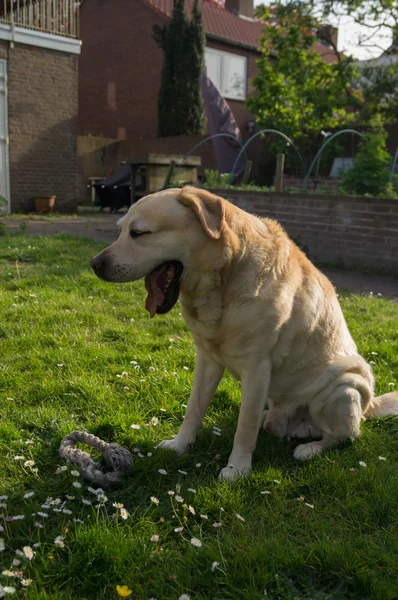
92, 187, 398, 481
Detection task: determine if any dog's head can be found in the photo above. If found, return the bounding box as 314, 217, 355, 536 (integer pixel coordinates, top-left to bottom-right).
90, 186, 226, 317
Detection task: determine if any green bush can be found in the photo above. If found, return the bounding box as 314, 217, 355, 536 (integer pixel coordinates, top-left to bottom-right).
340, 133, 395, 197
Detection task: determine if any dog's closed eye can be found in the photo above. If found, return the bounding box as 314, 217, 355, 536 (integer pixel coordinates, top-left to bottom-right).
130, 230, 151, 239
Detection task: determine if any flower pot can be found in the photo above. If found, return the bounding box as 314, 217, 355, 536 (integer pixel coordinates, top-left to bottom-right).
34, 195, 56, 213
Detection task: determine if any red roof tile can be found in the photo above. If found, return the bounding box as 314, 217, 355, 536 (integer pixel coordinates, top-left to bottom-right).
145, 0, 338, 62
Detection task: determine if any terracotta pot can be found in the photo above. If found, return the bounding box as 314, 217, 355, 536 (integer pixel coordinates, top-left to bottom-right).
34, 195, 56, 213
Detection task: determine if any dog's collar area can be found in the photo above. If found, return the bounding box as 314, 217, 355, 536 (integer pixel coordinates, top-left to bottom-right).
144, 260, 183, 318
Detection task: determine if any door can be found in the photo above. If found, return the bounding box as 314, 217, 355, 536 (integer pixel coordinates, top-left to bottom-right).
0, 59, 10, 214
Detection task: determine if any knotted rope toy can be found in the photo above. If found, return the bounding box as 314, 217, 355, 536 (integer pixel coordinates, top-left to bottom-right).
58, 431, 133, 489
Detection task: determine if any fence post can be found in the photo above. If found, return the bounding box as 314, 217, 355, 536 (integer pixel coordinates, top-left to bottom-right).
275, 153, 285, 192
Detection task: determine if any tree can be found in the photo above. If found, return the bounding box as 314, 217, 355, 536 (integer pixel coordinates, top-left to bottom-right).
153, 0, 206, 137
247, 2, 361, 164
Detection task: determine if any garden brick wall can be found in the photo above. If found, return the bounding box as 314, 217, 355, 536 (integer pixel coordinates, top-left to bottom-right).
0, 40, 78, 212
216, 189, 398, 273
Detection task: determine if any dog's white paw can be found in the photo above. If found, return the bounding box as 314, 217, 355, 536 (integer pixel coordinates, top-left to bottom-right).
218, 462, 252, 482
156, 437, 190, 456
293, 441, 324, 461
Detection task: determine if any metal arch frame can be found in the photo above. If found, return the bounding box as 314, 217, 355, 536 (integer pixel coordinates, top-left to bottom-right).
302, 129, 365, 192
174, 133, 247, 183
390, 146, 398, 183
228, 129, 304, 186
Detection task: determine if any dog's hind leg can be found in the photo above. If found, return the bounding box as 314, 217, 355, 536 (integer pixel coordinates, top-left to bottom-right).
293, 385, 362, 461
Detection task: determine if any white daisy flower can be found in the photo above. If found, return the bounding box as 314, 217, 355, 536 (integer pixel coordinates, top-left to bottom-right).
388, 382, 395, 387
3, 586, 16, 595
23, 460, 35, 467
158, 469, 167, 475
23, 546, 34, 560
190, 537, 202, 547
200, 514, 208, 520
147, 452, 153, 457
34, 522, 44, 529
273, 479, 281, 484
195, 463, 201, 468
378, 456, 387, 461
112, 502, 124, 509
151, 496, 160, 505
131, 424, 140, 430
1, 570, 15, 578
211, 561, 220, 572
66, 495, 75, 500
151, 417, 159, 426
235, 513, 245, 522
12, 515, 24, 520
62, 509, 72, 515
12, 560, 20, 567
212, 522, 222, 528
183, 366, 189, 371
54, 535, 65, 548
120, 508, 129, 520
305, 503, 314, 509
14, 456, 25, 461
188, 505, 196, 515
150, 534, 159, 543
21, 578, 33, 587
37, 512, 49, 518
359, 461, 367, 468
178, 470, 187, 475
70, 470, 80, 477
72, 481, 82, 488
160, 408, 167, 412
188, 488, 197, 494
23, 491, 35, 499
175, 495, 184, 503
174, 527, 184, 532
168, 490, 175, 496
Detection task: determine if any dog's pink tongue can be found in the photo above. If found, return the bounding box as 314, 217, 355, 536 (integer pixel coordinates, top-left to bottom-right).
145, 270, 165, 318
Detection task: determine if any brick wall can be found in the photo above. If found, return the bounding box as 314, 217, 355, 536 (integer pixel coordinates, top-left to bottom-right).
215, 189, 398, 273
79, 0, 258, 143
3, 42, 78, 212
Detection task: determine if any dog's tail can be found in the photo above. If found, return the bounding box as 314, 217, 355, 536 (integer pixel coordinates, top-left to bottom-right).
365, 391, 398, 417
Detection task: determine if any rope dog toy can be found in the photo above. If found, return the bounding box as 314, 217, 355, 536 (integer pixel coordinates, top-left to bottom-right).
59, 431, 133, 489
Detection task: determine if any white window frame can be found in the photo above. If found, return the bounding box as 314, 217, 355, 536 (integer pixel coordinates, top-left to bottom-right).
205, 47, 247, 101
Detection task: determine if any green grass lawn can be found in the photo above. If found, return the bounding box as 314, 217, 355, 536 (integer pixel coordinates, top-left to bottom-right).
1, 234, 398, 600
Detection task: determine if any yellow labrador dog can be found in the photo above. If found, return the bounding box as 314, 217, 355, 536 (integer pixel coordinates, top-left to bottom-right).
91, 186, 398, 481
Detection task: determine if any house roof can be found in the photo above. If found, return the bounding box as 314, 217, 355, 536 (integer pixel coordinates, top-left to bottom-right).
145, 0, 338, 61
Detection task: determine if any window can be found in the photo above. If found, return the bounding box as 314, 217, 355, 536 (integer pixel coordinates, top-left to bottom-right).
204, 48, 247, 101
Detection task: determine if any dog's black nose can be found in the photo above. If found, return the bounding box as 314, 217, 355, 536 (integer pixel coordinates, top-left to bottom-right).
91, 254, 105, 272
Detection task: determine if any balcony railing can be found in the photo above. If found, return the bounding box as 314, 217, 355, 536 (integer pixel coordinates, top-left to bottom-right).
0, 0, 79, 38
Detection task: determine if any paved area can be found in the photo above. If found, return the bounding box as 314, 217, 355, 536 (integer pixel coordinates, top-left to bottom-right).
1, 211, 398, 300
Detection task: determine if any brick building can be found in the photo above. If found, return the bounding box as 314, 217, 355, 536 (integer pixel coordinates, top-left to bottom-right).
78, 0, 337, 145
0, 1, 81, 213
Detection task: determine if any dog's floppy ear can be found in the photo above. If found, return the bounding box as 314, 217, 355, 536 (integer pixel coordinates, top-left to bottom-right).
177, 187, 225, 239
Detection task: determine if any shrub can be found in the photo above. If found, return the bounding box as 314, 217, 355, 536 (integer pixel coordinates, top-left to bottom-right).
340, 133, 394, 197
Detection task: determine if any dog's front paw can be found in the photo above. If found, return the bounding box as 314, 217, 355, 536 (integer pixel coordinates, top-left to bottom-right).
156, 437, 190, 456
218, 462, 252, 482
293, 441, 323, 461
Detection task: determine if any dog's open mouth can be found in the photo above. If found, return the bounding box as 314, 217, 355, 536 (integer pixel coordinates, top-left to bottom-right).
144, 261, 183, 318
